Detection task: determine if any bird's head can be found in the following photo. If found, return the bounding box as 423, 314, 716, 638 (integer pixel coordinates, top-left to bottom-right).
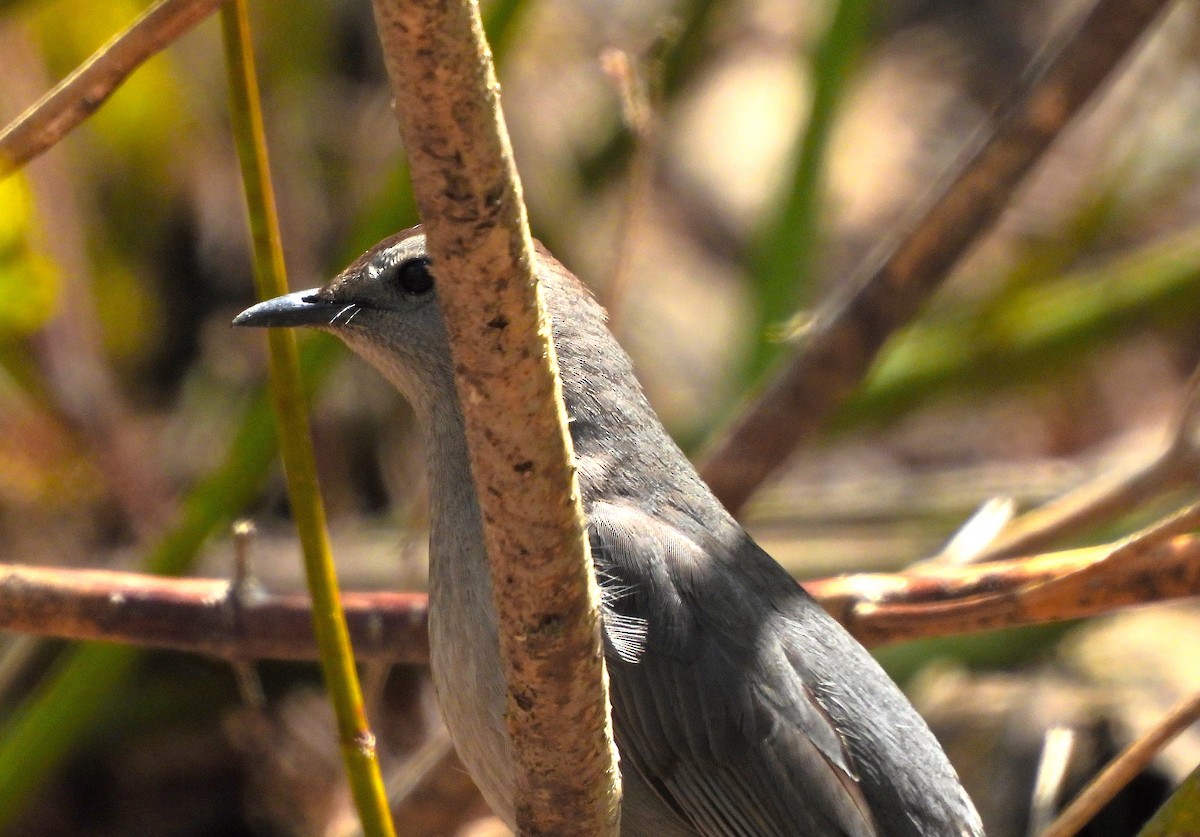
234, 227, 454, 414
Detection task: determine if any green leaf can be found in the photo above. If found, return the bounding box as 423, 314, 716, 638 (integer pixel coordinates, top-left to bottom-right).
1136, 760, 1200, 837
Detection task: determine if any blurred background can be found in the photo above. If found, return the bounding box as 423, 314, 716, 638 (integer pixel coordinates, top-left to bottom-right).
2, 0, 1200, 834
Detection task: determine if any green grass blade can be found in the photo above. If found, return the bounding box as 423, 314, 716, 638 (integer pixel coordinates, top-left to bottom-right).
219, 2, 394, 834
744, 0, 874, 386
1136, 759, 1200, 837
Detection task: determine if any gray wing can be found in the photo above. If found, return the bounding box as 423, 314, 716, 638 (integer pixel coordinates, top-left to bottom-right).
590, 502, 879, 837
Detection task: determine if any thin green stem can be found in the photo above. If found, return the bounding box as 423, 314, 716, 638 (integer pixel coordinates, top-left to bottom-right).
744, 0, 874, 385
219, 3, 395, 835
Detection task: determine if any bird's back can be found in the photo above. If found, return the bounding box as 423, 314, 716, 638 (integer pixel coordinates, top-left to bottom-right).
536, 247, 983, 836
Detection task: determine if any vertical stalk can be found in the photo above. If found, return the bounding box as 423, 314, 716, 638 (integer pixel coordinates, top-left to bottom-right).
219, 2, 395, 834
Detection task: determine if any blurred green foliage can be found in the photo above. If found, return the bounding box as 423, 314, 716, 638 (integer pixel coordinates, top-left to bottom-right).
0, 176, 58, 339
744, 0, 873, 385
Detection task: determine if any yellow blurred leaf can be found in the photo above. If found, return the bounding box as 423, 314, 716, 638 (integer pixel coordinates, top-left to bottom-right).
92, 260, 160, 361
0, 177, 60, 339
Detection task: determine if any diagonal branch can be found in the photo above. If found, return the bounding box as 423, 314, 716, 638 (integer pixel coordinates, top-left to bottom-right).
0, 0, 223, 178
1040, 689, 1200, 837
814, 503, 1200, 646
699, 0, 1178, 515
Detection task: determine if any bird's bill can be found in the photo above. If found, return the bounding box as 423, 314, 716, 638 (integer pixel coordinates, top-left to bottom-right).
233, 289, 341, 328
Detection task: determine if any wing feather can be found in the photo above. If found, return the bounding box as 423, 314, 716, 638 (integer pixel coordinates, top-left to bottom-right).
591, 503, 879, 837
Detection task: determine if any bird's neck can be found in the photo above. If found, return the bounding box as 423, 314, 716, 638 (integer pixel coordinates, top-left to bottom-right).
420, 392, 491, 588
416, 392, 516, 823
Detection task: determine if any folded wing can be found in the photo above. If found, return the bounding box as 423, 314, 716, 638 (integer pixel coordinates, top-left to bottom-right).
590, 503, 879, 837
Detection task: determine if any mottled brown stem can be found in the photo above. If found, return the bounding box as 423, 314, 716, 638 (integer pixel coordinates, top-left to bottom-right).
0, 0, 225, 178
369, 0, 620, 834
700, 0, 1178, 515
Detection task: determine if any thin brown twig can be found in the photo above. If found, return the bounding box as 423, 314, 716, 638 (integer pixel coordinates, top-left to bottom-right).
387, 737, 494, 837
0, 0, 225, 178
955, 454, 1197, 564
970, 361, 1200, 563
1166, 358, 1200, 454
1039, 496, 1200, 578
699, 0, 1178, 515
810, 505, 1200, 646
1039, 690, 1200, 837
599, 47, 660, 334
2, 520, 1198, 659
229, 521, 266, 709
0, 563, 430, 663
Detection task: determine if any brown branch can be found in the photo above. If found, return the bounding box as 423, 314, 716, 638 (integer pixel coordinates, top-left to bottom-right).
970, 448, 1200, 564
0, 0, 224, 178
370, 0, 620, 833
813, 504, 1200, 646
699, 0, 1178, 515
4, 525, 1199, 659
0, 563, 430, 663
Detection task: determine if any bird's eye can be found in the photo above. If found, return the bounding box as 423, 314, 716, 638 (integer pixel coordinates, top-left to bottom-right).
391, 257, 434, 296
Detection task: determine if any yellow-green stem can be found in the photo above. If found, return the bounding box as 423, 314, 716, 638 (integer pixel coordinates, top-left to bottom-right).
218, 2, 395, 834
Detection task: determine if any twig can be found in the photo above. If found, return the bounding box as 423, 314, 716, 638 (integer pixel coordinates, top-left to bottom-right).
386, 726, 454, 812
970, 361, 1200, 563
936, 497, 1017, 565
0, 563, 430, 662
809, 508, 1200, 646
229, 521, 265, 709
1028, 727, 1077, 837
599, 47, 659, 334
1039, 690, 1200, 837
1168, 358, 1200, 454
575, 0, 722, 192
3, 518, 1199, 658
386, 734, 494, 837
699, 0, 1178, 515
0, 0, 225, 178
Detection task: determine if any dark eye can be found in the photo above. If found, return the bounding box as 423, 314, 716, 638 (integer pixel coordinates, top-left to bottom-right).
392, 256, 434, 295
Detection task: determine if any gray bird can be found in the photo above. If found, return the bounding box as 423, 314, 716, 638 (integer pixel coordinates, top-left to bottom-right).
234, 228, 984, 836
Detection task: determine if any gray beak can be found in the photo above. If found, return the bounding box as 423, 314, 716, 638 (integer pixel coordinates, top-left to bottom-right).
233, 289, 343, 328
